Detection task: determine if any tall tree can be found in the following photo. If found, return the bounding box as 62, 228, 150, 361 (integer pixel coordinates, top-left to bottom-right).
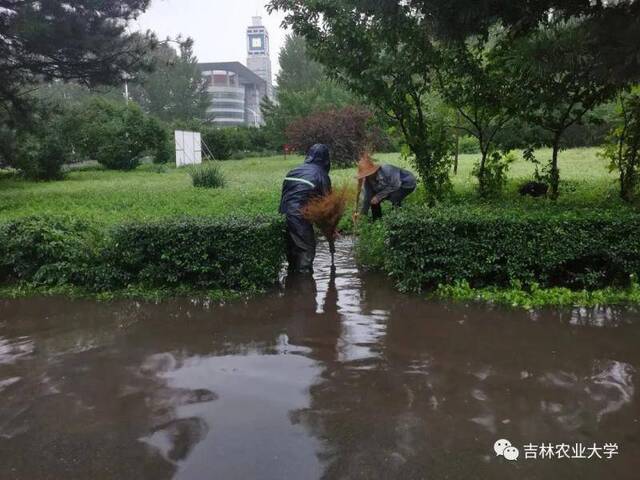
262, 34, 355, 148
276, 35, 325, 93
437, 32, 512, 196
0, 0, 153, 116
496, 19, 618, 199
269, 2, 453, 202
130, 38, 211, 123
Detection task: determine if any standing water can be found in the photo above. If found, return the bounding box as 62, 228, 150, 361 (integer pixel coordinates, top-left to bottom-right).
0, 240, 639, 479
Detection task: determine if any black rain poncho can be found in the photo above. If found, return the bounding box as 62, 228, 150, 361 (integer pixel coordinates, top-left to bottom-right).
279, 144, 332, 272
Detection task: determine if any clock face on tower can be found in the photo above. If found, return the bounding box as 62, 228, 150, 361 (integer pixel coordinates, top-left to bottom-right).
249, 34, 265, 52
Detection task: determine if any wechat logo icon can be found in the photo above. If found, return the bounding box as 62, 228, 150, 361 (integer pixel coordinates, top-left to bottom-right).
494, 439, 520, 461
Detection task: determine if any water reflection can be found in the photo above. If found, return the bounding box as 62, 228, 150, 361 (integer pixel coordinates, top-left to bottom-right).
289, 242, 640, 479
0, 240, 639, 479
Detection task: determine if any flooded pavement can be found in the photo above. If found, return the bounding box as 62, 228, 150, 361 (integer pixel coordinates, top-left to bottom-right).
1, 240, 639, 480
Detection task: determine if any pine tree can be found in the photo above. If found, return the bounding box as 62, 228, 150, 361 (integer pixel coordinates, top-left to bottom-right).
0, 0, 153, 113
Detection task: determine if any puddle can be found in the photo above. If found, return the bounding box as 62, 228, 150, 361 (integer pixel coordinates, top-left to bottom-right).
0, 240, 639, 479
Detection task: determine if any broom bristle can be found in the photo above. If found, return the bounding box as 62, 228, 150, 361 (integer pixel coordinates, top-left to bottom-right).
301, 186, 352, 240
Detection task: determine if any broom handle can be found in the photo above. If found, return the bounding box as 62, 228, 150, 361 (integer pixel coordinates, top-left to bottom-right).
354, 179, 363, 223
329, 239, 336, 267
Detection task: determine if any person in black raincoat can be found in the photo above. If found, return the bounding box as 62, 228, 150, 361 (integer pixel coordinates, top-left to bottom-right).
353, 154, 416, 221
279, 144, 332, 273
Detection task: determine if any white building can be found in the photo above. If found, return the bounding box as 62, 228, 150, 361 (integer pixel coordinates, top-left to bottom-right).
199, 16, 275, 127
246, 16, 274, 101
199, 62, 267, 127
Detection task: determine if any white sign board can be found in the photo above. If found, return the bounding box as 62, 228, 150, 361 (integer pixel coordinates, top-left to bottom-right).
175, 130, 202, 167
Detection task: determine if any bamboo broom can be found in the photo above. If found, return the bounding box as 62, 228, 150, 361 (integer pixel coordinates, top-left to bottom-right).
301, 186, 352, 266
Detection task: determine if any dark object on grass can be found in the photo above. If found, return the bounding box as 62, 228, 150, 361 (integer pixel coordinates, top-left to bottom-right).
518, 181, 548, 197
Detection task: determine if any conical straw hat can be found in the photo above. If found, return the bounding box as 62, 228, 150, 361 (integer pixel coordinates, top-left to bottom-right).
355, 155, 381, 179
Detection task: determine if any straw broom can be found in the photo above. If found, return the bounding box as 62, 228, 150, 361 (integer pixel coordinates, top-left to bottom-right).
301, 186, 352, 266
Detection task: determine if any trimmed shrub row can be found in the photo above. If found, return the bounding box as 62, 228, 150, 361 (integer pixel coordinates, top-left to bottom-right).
0, 216, 285, 293
358, 207, 640, 292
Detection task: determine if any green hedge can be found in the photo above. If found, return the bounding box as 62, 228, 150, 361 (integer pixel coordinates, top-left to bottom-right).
358, 207, 640, 292
0, 216, 99, 286
0, 216, 285, 294
104, 217, 285, 291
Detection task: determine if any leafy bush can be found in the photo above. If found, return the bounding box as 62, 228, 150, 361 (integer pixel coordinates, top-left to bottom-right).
147, 118, 173, 165
3, 101, 70, 180
360, 207, 640, 292
286, 106, 383, 168
197, 126, 271, 161
201, 127, 233, 160
13, 132, 67, 181
402, 92, 455, 204
104, 216, 285, 291
472, 151, 516, 197
600, 88, 640, 202
226, 126, 269, 153
68, 98, 171, 170
458, 135, 480, 154
355, 220, 387, 270
190, 162, 225, 188
0, 216, 285, 294
0, 217, 97, 285
172, 120, 277, 161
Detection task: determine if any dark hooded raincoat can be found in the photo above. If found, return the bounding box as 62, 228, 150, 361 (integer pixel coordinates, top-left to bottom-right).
279, 144, 332, 272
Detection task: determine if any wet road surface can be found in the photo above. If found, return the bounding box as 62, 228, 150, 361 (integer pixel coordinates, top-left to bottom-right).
0, 240, 639, 479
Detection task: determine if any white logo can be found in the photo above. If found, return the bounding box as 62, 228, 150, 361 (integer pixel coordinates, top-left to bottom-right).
494, 439, 519, 461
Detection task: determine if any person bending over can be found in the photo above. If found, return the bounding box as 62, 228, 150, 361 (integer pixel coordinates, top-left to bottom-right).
353, 154, 416, 221
279, 144, 331, 273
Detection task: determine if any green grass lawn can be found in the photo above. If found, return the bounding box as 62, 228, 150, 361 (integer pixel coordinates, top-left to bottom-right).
0, 147, 627, 225
406, 147, 624, 209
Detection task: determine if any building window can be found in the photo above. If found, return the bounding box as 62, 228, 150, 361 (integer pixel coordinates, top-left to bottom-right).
212, 102, 246, 110
211, 111, 245, 120
211, 92, 245, 100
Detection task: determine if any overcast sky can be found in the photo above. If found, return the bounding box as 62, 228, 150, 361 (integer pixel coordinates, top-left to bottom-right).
135, 0, 289, 76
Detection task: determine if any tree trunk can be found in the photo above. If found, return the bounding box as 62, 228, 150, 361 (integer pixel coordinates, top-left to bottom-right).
453, 113, 460, 175
620, 169, 629, 202
550, 136, 561, 201
454, 133, 459, 175
478, 149, 488, 197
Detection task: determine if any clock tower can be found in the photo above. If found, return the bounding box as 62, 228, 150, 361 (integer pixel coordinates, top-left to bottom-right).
246, 16, 273, 100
